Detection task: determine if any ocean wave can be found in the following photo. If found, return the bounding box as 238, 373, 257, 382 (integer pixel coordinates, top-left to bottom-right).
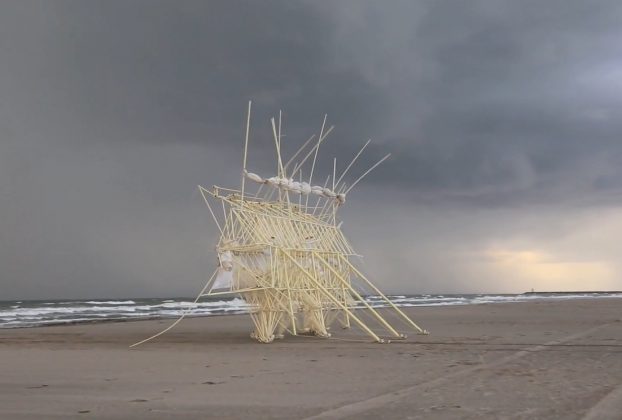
84, 300, 136, 305
2, 293, 621, 329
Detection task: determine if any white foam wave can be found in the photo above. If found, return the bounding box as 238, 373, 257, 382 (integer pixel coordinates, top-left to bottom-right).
2, 293, 621, 329
84, 300, 136, 305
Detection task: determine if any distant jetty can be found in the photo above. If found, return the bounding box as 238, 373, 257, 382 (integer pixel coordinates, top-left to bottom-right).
522, 291, 621, 295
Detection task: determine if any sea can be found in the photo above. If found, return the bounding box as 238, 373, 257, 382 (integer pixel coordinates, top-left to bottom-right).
2, 292, 621, 329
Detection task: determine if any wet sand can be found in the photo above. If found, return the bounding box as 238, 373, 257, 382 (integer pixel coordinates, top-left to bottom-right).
1, 299, 621, 419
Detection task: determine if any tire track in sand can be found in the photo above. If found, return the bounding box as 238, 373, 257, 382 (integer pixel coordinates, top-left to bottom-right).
304, 322, 616, 420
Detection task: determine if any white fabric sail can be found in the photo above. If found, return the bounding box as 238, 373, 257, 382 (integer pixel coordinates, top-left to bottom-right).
213, 268, 233, 290
212, 250, 234, 290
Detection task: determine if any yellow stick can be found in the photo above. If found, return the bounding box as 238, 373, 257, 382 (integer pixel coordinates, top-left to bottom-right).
282, 250, 383, 342
340, 255, 427, 334
313, 252, 402, 337
130, 269, 218, 348
241, 100, 252, 202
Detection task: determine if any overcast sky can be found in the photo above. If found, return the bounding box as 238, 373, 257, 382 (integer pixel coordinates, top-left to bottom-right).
2, 1, 622, 299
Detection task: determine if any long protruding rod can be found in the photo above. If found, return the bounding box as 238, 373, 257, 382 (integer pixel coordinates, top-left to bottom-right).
130, 269, 218, 348
284, 134, 316, 172
278, 110, 283, 174
271, 117, 285, 178
345, 153, 391, 194
240, 100, 252, 202
335, 139, 371, 187
308, 114, 327, 190
290, 126, 334, 178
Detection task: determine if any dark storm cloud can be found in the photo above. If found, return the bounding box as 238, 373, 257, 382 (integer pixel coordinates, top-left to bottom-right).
2, 1, 622, 299
319, 1, 622, 205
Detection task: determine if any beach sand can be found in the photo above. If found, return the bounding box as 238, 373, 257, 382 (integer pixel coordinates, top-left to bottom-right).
1, 299, 621, 419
